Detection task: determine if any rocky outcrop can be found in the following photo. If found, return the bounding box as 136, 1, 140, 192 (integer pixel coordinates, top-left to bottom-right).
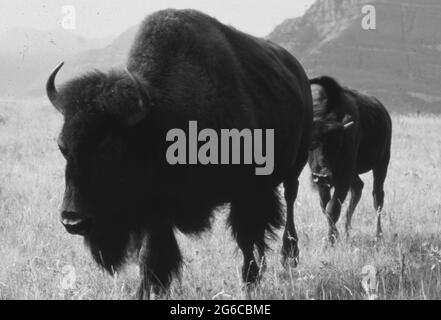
268, 0, 441, 113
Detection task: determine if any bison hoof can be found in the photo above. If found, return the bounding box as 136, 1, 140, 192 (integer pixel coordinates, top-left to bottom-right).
243, 261, 260, 284
375, 231, 384, 242
328, 229, 339, 245
281, 244, 299, 269
136, 286, 151, 300
281, 255, 299, 269
344, 225, 352, 239
281, 235, 299, 267
258, 257, 268, 275
136, 282, 164, 300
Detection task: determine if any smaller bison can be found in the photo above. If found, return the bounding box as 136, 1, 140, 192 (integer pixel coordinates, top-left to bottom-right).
308, 76, 392, 242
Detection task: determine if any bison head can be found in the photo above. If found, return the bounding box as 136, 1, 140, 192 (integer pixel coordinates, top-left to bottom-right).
307, 82, 354, 187
308, 84, 354, 187
47, 62, 153, 273
308, 113, 354, 187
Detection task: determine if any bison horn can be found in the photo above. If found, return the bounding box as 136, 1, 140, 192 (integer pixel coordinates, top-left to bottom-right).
124, 68, 151, 126
46, 62, 64, 113
321, 114, 354, 133
341, 114, 354, 130
343, 121, 354, 129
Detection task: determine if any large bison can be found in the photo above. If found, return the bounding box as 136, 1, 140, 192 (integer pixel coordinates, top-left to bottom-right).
308, 76, 392, 242
46, 9, 312, 298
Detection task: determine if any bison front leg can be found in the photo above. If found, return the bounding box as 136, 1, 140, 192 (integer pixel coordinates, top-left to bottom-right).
344, 176, 364, 238
325, 186, 349, 244
230, 205, 260, 285
137, 225, 182, 300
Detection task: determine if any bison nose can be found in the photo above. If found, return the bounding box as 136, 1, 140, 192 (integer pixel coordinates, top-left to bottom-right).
311, 171, 333, 186
61, 211, 92, 235
312, 171, 332, 179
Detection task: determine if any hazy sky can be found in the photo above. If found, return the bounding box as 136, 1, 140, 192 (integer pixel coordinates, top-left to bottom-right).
0, 0, 314, 38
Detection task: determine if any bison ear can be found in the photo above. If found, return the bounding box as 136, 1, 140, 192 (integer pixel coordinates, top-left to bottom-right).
124, 68, 151, 127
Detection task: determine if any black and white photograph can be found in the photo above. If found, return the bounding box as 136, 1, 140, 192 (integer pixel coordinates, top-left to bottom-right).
0, 0, 440, 303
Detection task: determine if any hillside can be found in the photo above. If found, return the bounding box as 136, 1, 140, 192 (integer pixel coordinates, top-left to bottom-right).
268, 0, 441, 113
23, 25, 138, 96
0, 27, 112, 97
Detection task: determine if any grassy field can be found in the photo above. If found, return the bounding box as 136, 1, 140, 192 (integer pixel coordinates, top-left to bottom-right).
1, 98, 441, 300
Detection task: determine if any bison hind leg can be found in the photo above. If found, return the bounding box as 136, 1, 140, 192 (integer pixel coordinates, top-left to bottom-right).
373, 162, 388, 239
344, 175, 364, 238
229, 186, 284, 284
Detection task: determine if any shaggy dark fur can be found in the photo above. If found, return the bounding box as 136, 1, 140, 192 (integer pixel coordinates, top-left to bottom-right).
308, 76, 392, 242
48, 9, 312, 299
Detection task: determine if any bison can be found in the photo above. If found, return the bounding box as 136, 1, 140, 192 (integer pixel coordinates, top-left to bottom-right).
308, 76, 392, 242
46, 9, 312, 298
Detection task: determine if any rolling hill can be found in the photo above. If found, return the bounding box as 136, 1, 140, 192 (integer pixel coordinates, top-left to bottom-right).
0, 27, 112, 97
21, 25, 138, 96
2, 1, 441, 113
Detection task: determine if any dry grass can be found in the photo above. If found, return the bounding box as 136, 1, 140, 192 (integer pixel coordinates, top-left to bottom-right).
1, 98, 441, 300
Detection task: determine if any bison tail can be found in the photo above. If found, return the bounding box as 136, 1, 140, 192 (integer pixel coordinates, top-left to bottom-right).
228, 186, 284, 253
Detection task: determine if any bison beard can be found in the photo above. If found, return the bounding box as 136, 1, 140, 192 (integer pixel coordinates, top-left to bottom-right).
84, 220, 133, 274
46, 9, 313, 299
